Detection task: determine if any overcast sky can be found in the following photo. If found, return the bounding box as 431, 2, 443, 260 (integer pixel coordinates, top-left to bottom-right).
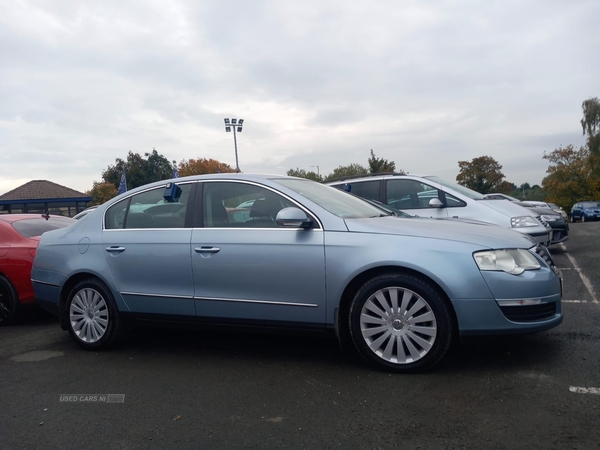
1, 0, 598, 195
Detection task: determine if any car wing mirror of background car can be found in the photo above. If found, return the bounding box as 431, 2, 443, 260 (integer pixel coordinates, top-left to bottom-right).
275, 207, 312, 228
429, 198, 444, 208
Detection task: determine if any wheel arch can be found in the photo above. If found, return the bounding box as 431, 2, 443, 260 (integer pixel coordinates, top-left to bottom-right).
58, 273, 115, 330
335, 265, 459, 345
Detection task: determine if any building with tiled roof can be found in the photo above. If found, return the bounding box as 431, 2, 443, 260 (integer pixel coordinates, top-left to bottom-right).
0, 180, 92, 217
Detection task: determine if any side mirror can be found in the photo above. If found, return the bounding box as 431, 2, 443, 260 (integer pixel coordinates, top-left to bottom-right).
276, 207, 312, 228
429, 198, 444, 208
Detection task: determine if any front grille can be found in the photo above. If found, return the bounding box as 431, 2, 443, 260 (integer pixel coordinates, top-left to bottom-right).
500, 303, 557, 322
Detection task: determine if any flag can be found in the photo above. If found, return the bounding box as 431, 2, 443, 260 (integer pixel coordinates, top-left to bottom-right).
117, 168, 127, 195
173, 167, 179, 178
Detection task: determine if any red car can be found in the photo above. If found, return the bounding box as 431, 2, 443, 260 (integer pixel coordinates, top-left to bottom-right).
0, 214, 76, 324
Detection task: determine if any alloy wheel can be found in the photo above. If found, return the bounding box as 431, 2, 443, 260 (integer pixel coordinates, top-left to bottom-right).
359, 287, 437, 364
69, 288, 109, 343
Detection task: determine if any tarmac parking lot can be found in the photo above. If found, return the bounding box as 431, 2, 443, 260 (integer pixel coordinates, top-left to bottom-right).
1, 224, 599, 450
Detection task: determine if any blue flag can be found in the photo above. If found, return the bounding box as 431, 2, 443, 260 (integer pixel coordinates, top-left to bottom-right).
173, 167, 180, 178
118, 168, 127, 195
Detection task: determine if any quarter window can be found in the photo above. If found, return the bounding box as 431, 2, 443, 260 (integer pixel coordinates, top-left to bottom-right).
345, 180, 380, 202
444, 192, 466, 208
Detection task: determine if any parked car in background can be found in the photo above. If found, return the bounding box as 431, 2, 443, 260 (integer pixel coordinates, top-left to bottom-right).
484, 194, 569, 221
326, 174, 552, 246
546, 203, 568, 221
483, 193, 521, 201
514, 202, 569, 245
32, 174, 563, 372
570, 201, 600, 222
0, 214, 76, 324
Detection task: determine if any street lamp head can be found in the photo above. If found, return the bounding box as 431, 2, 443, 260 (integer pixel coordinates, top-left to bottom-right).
225, 126, 231, 132
237, 127, 242, 132
231, 118, 237, 125
238, 119, 244, 126
224, 118, 230, 125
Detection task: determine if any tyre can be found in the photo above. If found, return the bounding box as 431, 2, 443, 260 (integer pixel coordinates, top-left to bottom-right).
348, 272, 454, 373
0, 275, 20, 326
570, 215, 576, 223
66, 279, 125, 349
581, 215, 586, 223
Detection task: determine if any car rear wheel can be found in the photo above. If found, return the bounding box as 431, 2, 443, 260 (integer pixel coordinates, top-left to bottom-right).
348, 273, 454, 373
66, 279, 124, 349
0, 275, 20, 326
581, 215, 586, 223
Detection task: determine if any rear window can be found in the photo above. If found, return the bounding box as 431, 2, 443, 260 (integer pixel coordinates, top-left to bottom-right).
12, 217, 75, 238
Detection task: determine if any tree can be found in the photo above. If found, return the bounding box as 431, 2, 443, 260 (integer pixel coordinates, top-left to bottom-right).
456, 156, 509, 194
367, 149, 396, 174
146, 148, 174, 182
542, 144, 600, 211
102, 149, 173, 190
581, 97, 600, 173
581, 97, 600, 154
286, 168, 323, 182
178, 158, 235, 176
86, 182, 118, 206
325, 163, 369, 180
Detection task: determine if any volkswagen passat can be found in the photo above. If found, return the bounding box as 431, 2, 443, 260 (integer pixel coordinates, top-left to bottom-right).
32, 174, 563, 372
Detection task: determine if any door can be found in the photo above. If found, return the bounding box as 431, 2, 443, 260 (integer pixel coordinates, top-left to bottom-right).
191, 181, 327, 325
102, 182, 196, 316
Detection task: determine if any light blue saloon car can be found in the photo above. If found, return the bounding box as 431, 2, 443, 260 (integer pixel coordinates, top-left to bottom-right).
32, 174, 563, 372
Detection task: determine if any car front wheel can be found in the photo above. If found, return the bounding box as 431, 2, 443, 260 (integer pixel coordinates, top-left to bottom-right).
66, 279, 124, 349
349, 273, 454, 373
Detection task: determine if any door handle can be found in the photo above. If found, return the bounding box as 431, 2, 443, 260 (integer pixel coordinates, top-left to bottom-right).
105, 246, 126, 253
194, 246, 220, 254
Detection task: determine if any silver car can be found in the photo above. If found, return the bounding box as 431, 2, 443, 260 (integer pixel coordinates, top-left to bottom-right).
32, 174, 563, 372
327, 175, 552, 246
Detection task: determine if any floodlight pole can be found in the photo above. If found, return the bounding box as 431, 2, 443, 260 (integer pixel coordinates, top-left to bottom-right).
232, 126, 240, 173
311, 165, 320, 176
224, 118, 244, 173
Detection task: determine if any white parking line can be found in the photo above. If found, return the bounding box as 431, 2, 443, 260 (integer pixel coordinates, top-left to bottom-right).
559, 243, 599, 304
562, 300, 588, 303
569, 386, 600, 395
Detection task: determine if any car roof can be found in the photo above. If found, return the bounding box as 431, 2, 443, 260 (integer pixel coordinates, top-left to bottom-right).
325, 173, 429, 183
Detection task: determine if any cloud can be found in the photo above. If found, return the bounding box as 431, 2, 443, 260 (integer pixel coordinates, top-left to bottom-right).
0, 0, 598, 195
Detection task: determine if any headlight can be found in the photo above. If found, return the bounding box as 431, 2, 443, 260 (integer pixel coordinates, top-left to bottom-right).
473, 249, 541, 275
510, 216, 541, 228
541, 214, 560, 222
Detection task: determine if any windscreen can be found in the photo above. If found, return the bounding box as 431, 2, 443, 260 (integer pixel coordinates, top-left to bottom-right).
276, 178, 386, 218
423, 176, 485, 200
